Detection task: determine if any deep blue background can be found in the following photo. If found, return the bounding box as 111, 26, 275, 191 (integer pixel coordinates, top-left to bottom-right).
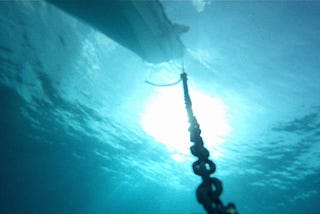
1, 1, 320, 214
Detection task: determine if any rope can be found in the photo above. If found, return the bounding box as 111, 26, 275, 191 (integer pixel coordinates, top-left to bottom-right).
145, 78, 181, 87
145, 59, 185, 87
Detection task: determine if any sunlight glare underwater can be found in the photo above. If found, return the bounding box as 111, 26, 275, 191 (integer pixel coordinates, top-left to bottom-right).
140, 85, 231, 162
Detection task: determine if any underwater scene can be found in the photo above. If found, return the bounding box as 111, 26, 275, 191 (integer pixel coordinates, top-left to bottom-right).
1, 1, 319, 214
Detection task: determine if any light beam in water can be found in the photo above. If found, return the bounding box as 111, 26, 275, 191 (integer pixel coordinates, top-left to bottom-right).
140, 85, 231, 161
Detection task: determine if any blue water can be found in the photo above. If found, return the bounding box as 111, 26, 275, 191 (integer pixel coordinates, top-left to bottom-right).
1, 1, 320, 214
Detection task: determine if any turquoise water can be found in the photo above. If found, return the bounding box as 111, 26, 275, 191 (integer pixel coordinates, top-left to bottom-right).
1, 1, 319, 214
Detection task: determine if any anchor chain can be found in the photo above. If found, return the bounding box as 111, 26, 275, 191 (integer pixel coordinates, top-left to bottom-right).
180, 72, 238, 214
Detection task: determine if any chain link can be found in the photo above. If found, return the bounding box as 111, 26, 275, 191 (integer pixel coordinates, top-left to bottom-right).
181, 72, 238, 214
